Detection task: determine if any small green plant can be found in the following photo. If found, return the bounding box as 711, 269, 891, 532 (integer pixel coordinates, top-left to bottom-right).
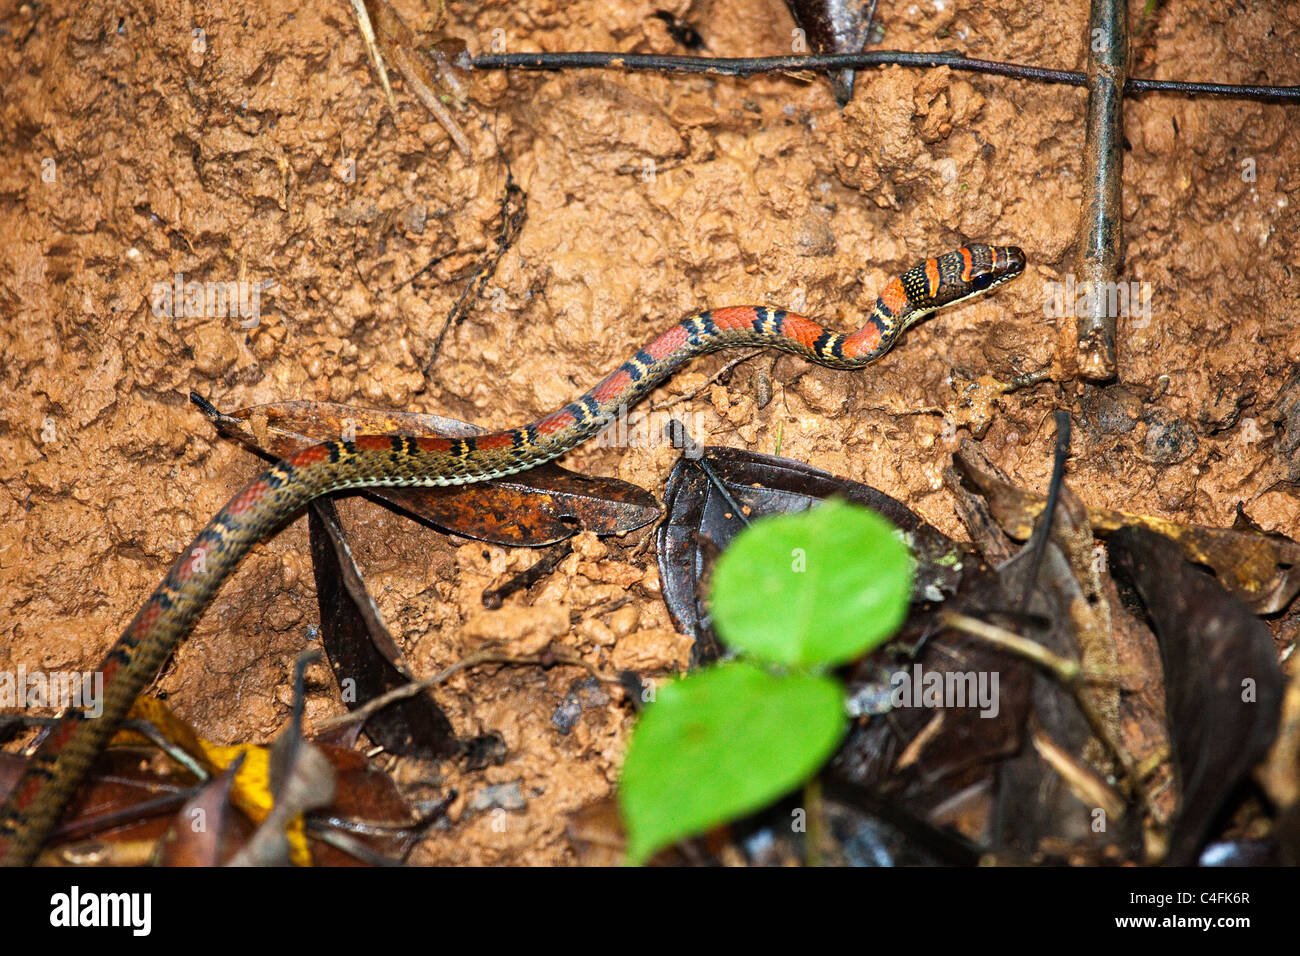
619, 498, 914, 864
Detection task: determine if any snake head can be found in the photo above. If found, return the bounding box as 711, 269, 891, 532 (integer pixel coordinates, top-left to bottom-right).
941, 244, 1025, 301
976, 244, 1025, 290
893, 244, 1025, 336
864, 244, 1027, 353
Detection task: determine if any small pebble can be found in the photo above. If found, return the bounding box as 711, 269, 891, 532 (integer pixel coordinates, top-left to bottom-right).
552, 698, 582, 734
467, 781, 526, 813
1143, 412, 1198, 464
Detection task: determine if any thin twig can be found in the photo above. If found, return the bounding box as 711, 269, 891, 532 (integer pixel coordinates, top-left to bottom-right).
941, 611, 1080, 681
314, 646, 623, 732
462, 50, 1300, 101
481, 541, 574, 608
422, 171, 526, 375
691, 457, 752, 528
940, 610, 1149, 819
350, 0, 397, 109
1018, 410, 1071, 614
652, 349, 764, 411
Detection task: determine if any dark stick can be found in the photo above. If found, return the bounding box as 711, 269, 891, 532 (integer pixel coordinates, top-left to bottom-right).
1074, 0, 1127, 381
692, 459, 752, 528
422, 172, 527, 376
465, 49, 1088, 85
462, 50, 1300, 101
481, 541, 575, 609
1018, 411, 1073, 615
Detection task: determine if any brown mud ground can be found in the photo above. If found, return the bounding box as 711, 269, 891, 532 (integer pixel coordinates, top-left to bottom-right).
0, 0, 1297, 864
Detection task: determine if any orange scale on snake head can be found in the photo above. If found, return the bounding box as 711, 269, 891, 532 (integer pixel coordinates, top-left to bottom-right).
925, 257, 941, 298
959, 246, 975, 281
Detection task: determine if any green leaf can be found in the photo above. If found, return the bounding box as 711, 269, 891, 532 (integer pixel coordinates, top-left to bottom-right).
620, 662, 845, 865
709, 498, 912, 668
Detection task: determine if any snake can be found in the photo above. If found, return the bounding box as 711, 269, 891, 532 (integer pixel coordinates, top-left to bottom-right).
0, 243, 1024, 864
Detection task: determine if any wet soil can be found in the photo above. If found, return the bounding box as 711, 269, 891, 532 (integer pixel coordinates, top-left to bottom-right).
0, 0, 1297, 863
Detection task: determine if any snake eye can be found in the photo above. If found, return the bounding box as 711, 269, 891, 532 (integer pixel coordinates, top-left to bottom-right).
970, 271, 995, 291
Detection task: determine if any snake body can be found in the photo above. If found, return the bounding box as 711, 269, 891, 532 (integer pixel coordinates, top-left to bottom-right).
0, 243, 1023, 864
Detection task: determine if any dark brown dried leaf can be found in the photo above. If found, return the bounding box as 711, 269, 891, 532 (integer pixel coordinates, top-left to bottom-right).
309, 499, 459, 760
156, 755, 245, 867
656, 445, 973, 666
956, 439, 1300, 614
1109, 526, 1284, 865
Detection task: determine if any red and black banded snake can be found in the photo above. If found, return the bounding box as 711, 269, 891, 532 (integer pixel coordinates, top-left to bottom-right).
0, 243, 1024, 864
